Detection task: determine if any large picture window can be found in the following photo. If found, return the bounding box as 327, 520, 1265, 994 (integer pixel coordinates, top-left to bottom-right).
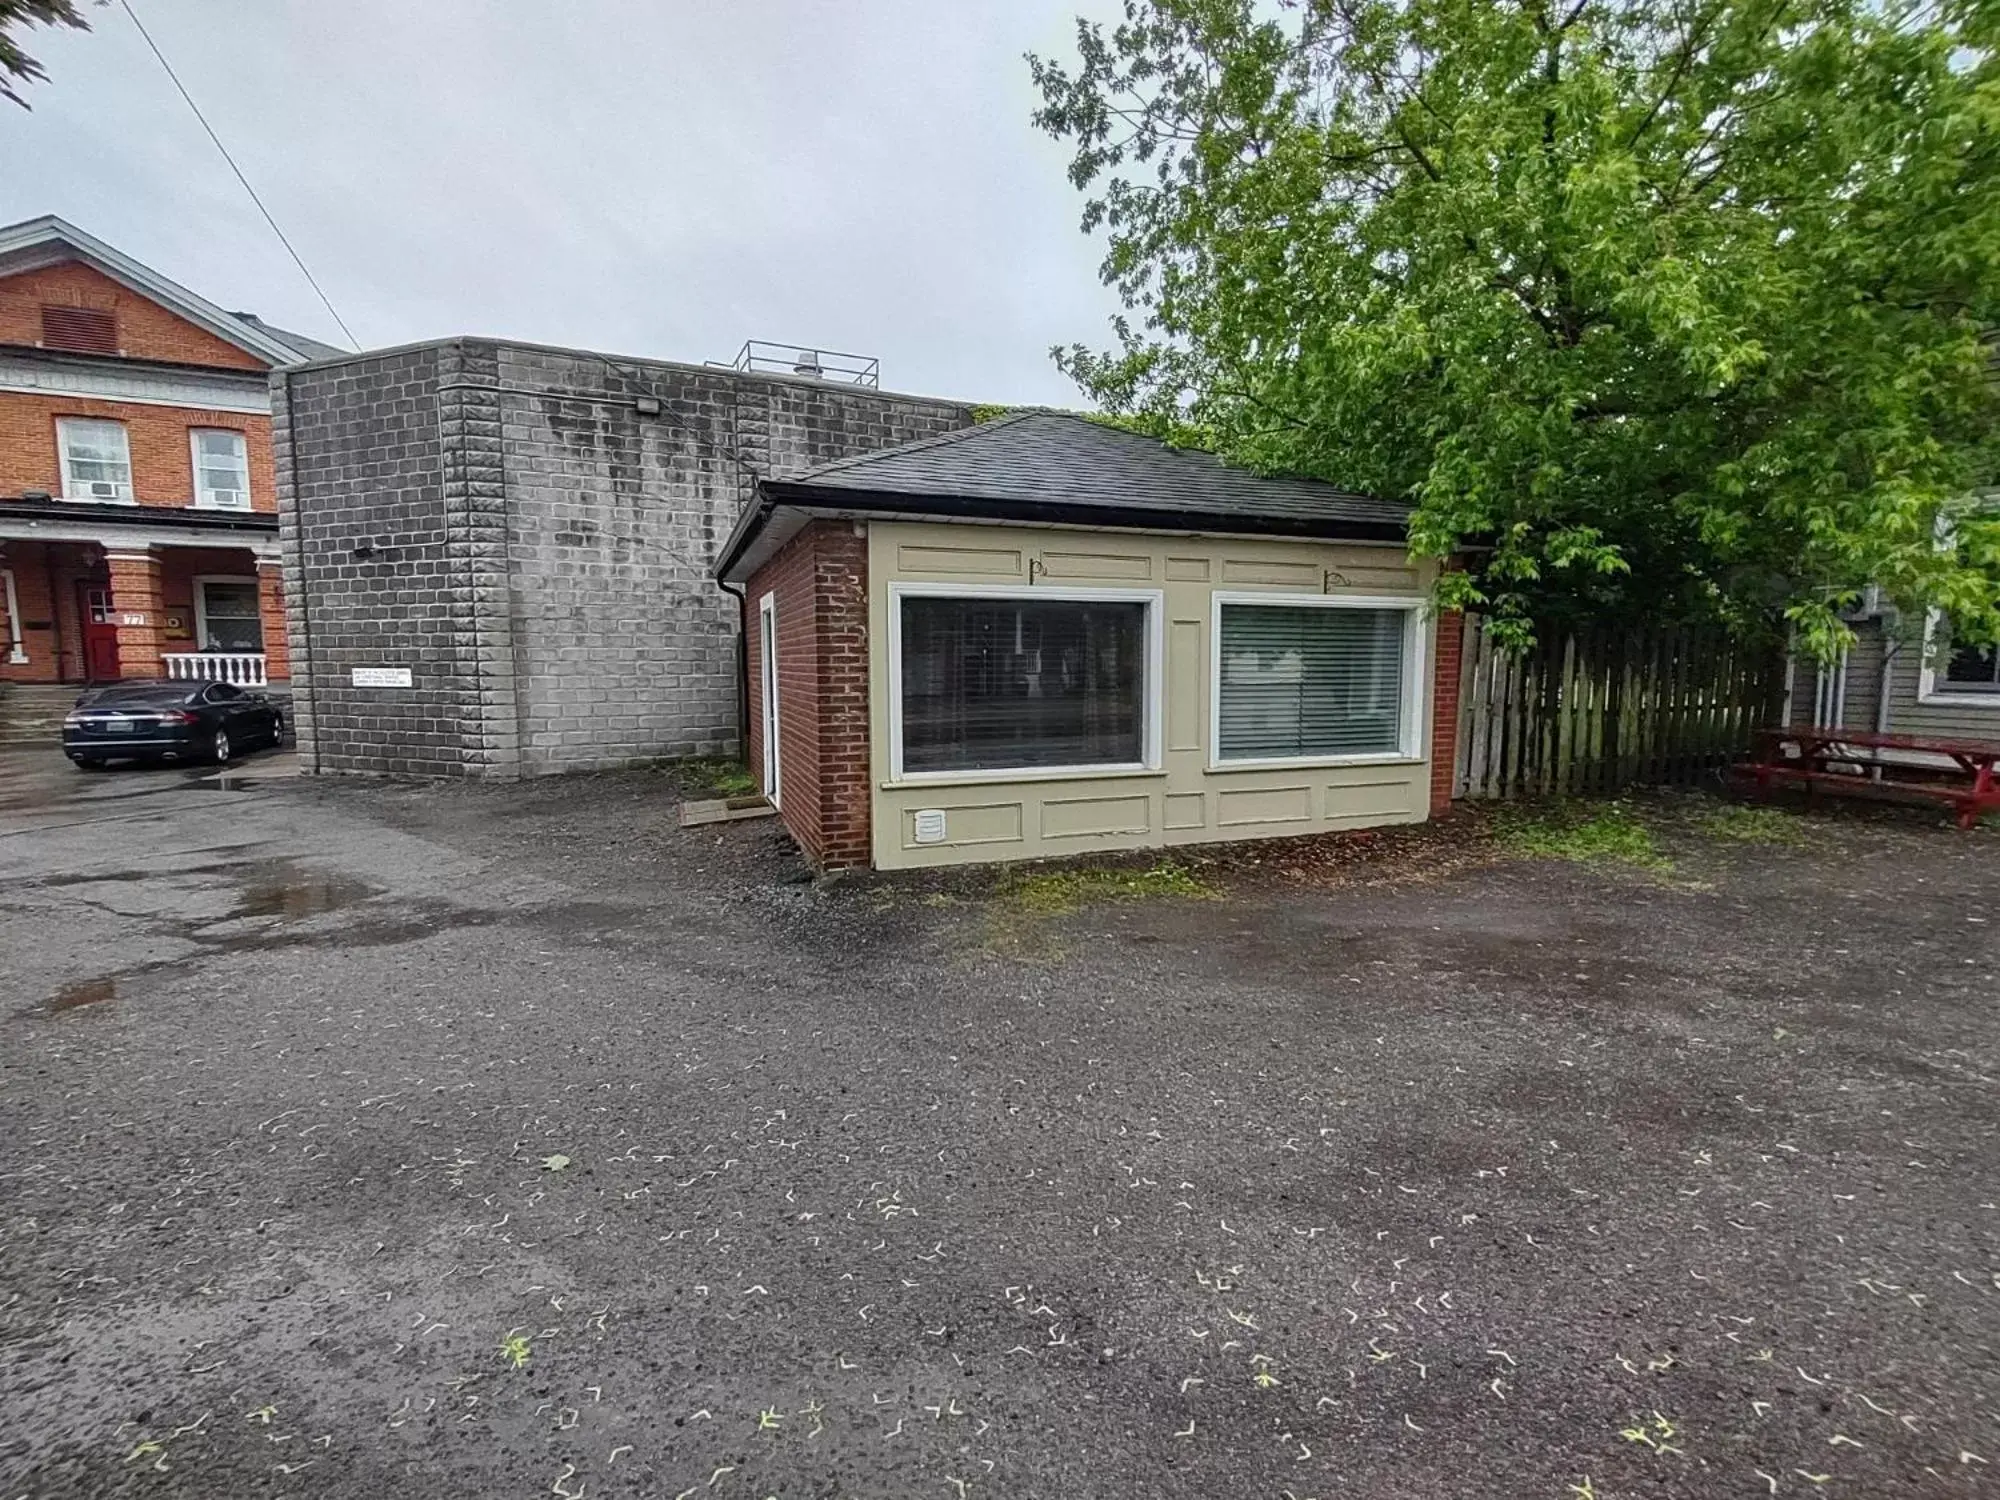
1215, 597, 1417, 763
896, 590, 1153, 775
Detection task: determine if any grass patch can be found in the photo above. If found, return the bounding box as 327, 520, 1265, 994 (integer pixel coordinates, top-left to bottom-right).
1495, 802, 1671, 870
998, 860, 1218, 917
673, 756, 758, 800
1693, 804, 1808, 844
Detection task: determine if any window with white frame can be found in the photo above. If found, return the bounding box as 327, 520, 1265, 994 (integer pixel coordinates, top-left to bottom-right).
895, 588, 1155, 776
56, 418, 133, 502
1917, 504, 2000, 704
1214, 595, 1420, 763
191, 429, 250, 509
1943, 639, 2000, 693
195, 578, 263, 652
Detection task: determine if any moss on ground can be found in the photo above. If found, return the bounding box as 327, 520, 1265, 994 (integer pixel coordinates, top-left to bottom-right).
1495, 802, 1671, 870
997, 860, 1218, 917
970, 859, 1220, 958
674, 756, 758, 800
1692, 804, 1808, 844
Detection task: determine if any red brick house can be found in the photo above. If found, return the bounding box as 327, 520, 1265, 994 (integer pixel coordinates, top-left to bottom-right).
715, 412, 1463, 870
0, 216, 338, 696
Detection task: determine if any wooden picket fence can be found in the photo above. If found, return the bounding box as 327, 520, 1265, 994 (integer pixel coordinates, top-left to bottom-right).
1454, 616, 1785, 800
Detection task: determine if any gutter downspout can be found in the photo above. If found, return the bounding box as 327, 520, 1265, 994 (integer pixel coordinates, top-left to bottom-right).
717, 576, 749, 758
715, 478, 777, 763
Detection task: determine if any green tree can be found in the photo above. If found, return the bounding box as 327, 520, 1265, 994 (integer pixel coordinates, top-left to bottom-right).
1031, 0, 2000, 655
1, 0, 88, 107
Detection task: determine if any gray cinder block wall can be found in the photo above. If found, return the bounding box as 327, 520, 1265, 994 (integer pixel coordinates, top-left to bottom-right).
273, 338, 973, 777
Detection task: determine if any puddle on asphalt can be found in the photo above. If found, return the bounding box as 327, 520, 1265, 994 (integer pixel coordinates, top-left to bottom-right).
232, 862, 376, 920
43, 977, 115, 1014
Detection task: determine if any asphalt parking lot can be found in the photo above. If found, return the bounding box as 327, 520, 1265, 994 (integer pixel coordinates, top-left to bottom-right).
1, 752, 1995, 1499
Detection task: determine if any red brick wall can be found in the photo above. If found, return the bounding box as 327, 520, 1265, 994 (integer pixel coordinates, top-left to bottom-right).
744, 520, 873, 870
0, 541, 97, 684
105, 550, 166, 678
1430, 607, 1465, 816
257, 562, 289, 681
0, 543, 59, 682
0, 262, 266, 370
0, 393, 275, 514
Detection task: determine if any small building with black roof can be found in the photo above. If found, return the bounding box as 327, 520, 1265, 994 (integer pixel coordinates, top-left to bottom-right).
713, 409, 1462, 870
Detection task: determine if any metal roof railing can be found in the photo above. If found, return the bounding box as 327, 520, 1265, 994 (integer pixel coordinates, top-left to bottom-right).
726, 340, 880, 388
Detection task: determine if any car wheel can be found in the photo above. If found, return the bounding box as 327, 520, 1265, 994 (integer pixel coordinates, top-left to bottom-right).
269, 712, 285, 746
210, 728, 231, 764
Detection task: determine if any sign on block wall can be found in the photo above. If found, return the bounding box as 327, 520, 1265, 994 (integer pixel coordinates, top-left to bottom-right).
350, 667, 414, 688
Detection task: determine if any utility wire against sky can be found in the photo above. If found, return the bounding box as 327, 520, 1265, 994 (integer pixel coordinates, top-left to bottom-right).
117, 0, 360, 351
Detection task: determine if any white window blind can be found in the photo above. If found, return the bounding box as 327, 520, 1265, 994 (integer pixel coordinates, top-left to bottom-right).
57, 418, 132, 501
1218, 603, 1408, 760
192, 429, 250, 509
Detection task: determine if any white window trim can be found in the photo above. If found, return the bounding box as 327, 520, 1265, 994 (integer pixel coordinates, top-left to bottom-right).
189, 427, 252, 511
759, 592, 781, 807
55, 417, 134, 504
1, 567, 24, 663
1916, 606, 2000, 708
886, 580, 1165, 786
191, 574, 263, 652
1208, 590, 1430, 772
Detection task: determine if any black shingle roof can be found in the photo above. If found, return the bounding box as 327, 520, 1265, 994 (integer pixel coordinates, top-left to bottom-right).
717, 410, 1409, 579
791, 410, 1405, 524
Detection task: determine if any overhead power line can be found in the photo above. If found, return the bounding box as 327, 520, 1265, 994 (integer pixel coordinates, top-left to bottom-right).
118, 0, 360, 351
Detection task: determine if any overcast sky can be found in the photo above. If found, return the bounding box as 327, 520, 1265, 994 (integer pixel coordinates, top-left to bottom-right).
4, 0, 1129, 405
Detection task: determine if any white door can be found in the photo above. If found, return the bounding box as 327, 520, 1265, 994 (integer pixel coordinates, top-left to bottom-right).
759, 593, 780, 805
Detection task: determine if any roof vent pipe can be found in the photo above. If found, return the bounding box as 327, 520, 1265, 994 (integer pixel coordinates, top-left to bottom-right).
793, 350, 822, 379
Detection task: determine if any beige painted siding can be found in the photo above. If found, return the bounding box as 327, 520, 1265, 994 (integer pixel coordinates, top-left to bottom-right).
866, 520, 1439, 870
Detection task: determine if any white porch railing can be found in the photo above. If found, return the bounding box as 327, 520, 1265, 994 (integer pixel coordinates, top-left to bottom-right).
162, 652, 268, 687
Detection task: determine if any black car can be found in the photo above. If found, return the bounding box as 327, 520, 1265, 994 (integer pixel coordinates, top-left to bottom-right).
62, 679, 285, 769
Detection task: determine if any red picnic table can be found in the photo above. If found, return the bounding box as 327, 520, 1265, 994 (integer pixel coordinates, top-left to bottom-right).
1735, 725, 2000, 829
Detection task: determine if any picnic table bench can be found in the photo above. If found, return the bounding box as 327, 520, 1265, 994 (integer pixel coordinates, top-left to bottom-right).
1734, 725, 2000, 829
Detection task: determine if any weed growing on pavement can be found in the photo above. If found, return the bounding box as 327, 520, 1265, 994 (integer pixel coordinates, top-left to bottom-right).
499, 1331, 531, 1369
1619, 1410, 1685, 1455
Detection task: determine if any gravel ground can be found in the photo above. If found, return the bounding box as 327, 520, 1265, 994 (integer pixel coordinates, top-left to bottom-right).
0, 751, 1995, 1499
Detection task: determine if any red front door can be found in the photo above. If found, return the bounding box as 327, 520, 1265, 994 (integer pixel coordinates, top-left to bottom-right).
77, 582, 121, 681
